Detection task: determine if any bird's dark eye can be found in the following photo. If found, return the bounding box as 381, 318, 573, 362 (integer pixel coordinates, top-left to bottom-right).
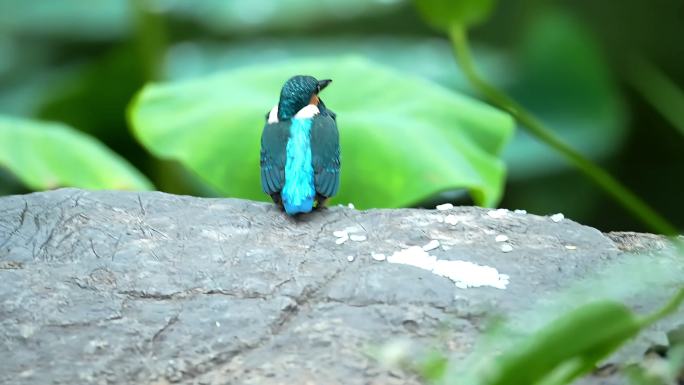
316, 85, 321, 93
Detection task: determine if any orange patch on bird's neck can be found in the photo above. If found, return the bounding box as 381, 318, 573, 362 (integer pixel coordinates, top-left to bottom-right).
309, 94, 320, 105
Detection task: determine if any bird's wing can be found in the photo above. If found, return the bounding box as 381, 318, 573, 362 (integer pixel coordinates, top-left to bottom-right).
260, 120, 290, 195
310, 114, 340, 198
318, 99, 337, 121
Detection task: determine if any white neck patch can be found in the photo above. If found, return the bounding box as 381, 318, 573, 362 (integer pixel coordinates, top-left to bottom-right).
267, 104, 279, 124
294, 104, 320, 119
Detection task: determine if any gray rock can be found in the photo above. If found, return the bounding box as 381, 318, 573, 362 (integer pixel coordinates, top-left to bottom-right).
0, 189, 681, 385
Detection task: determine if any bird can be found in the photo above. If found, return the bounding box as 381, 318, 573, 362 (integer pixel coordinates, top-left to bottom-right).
260, 75, 340, 215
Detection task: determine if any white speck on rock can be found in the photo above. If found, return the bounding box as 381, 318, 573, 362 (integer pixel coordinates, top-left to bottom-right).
444, 215, 459, 225
495, 234, 509, 243
372, 252, 386, 261
347, 255, 355, 262
550, 213, 565, 222
500, 244, 513, 253
436, 203, 454, 211
215, 321, 221, 327
387, 246, 436, 270
422, 240, 440, 252
333, 230, 350, 245
350, 234, 367, 242
565, 245, 577, 250
433, 260, 510, 289
348, 203, 355, 209
487, 208, 509, 219
19, 324, 35, 339
514, 209, 527, 214
385, 246, 509, 289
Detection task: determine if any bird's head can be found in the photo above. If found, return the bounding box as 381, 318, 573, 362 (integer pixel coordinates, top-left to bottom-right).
277, 75, 332, 121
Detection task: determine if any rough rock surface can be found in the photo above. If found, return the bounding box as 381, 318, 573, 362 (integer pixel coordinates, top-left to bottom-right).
0, 189, 681, 385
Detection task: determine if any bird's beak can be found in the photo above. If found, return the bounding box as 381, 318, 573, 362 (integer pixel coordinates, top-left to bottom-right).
317, 79, 332, 92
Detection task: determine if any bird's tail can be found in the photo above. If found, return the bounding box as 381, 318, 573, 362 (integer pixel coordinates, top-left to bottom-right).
282, 118, 315, 215
283, 195, 314, 215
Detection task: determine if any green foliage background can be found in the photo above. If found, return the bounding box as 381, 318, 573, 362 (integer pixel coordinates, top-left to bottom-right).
0, 0, 683, 232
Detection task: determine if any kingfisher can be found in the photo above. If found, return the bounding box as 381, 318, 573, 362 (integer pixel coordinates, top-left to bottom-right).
260, 75, 340, 215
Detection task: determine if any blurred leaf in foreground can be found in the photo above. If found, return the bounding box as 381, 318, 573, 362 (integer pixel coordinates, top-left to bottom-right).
484, 301, 642, 385
484, 286, 684, 385
417, 252, 684, 385
0, 115, 152, 191
129, 57, 514, 208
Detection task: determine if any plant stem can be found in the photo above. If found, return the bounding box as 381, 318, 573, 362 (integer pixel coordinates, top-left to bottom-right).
448, 24, 677, 236
131, 0, 167, 81
627, 56, 684, 138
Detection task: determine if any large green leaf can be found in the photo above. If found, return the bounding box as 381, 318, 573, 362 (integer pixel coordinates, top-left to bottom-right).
0, 116, 152, 191
162, 20, 624, 182
163, 37, 510, 91
130, 57, 513, 208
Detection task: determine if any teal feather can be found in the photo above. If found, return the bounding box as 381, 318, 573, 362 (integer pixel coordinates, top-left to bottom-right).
282, 118, 315, 214
311, 114, 340, 198
260, 121, 289, 196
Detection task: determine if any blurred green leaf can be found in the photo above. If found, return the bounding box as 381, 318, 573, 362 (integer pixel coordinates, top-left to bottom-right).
0, 39, 75, 117
503, 11, 626, 179
628, 57, 684, 139
669, 324, 684, 346
157, 0, 407, 34
413, 0, 496, 30
0, 0, 131, 40
0, 115, 152, 191
484, 301, 641, 385
430, 254, 684, 385
420, 350, 449, 382
130, 56, 514, 208
39, 47, 145, 141
164, 37, 511, 91
0, 0, 408, 41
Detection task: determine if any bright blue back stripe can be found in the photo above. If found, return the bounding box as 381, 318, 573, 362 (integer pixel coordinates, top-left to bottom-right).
282, 118, 315, 215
